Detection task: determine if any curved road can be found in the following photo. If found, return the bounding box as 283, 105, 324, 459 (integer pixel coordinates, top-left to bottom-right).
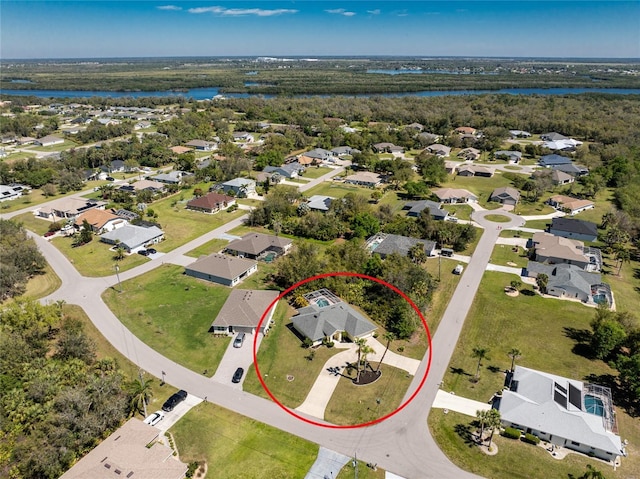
4, 185, 525, 478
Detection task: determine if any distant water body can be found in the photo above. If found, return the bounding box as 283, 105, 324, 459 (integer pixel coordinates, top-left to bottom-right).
2, 87, 640, 100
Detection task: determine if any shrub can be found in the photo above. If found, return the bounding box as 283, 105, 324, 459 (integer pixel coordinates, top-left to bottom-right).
523, 433, 540, 445
502, 427, 521, 439
302, 337, 313, 349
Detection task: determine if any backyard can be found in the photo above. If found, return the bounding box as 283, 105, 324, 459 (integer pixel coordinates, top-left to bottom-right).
102, 265, 232, 376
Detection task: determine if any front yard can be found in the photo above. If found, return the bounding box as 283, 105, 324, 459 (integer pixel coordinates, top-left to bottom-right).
102, 265, 231, 376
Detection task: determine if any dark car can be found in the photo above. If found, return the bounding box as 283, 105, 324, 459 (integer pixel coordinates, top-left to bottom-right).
137, 249, 149, 256
162, 390, 188, 412
146, 248, 157, 255
232, 367, 244, 383
106, 176, 115, 181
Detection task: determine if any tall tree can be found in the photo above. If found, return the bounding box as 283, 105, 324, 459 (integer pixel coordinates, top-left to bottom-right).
376, 332, 396, 373
472, 347, 490, 381
485, 409, 502, 449
507, 348, 522, 372
127, 374, 153, 418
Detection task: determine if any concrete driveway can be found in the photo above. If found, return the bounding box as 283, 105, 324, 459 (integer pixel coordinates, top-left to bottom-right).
212, 333, 263, 389
156, 393, 203, 433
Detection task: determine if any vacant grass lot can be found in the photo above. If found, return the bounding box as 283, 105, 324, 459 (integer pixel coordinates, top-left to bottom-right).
300, 166, 333, 179
423, 257, 463, 335
440, 173, 514, 208
602, 255, 640, 312
490, 243, 529, 269
21, 263, 61, 300
13, 212, 52, 235
103, 265, 231, 375
185, 238, 230, 258
432, 270, 640, 479
243, 303, 342, 408
337, 461, 385, 479
51, 235, 149, 277
442, 204, 473, 220
171, 402, 318, 479
324, 363, 413, 425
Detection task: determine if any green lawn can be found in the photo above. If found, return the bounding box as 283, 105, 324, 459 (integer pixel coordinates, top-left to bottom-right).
484, 214, 512, 223
524, 219, 550, 230
423, 257, 463, 335
443, 204, 473, 221
440, 173, 514, 208
186, 238, 231, 258
171, 402, 318, 479
430, 269, 640, 479
337, 461, 385, 479
148, 194, 246, 252
601, 254, 640, 312
300, 166, 333, 179
512, 199, 555, 216
21, 263, 61, 300
243, 303, 343, 408
2, 151, 37, 161
499, 229, 533, 240
490, 244, 529, 269
51, 235, 149, 277
102, 265, 232, 375
23, 139, 78, 152
13, 212, 52, 236
324, 363, 413, 426
0, 182, 105, 214
303, 182, 374, 200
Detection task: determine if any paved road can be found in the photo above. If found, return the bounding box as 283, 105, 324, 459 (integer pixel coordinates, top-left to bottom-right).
6, 173, 529, 478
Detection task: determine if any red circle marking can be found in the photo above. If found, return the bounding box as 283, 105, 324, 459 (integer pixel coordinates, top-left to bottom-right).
253, 272, 432, 429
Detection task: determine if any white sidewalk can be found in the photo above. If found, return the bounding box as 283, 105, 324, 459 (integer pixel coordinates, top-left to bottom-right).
431, 389, 491, 417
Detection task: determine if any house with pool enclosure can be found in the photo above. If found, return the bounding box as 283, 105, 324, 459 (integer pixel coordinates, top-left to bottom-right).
496, 366, 625, 462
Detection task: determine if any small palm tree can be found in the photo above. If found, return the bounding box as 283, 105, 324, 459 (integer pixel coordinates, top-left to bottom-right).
486, 409, 502, 449
476, 409, 489, 443
472, 347, 490, 381
376, 331, 396, 373
55, 299, 66, 319
127, 374, 153, 418
354, 338, 368, 383
507, 348, 522, 372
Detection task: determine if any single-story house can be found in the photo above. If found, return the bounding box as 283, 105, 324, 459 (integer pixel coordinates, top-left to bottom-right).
551, 169, 575, 186
291, 291, 377, 346
264, 161, 305, 179
432, 187, 478, 204
541, 132, 568, 142
134, 120, 152, 130
169, 145, 194, 155
303, 148, 333, 162
100, 224, 164, 253
36, 198, 106, 220
232, 131, 255, 143
531, 231, 601, 272
343, 172, 383, 187
417, 132, 440, 144
426, 144, 452, 157
549, 217, 598, 243
490, 186, 521, 205
0, 183, 29, 202
548, 195, 595, 216
457, 164, 494, 177
151, 170, 193, 185
373, 142, 404, 154
209, 289, 279, 335
404, 200, 449, 220
457, 147, 481, 161
307, 195, 334, 212
219, 178, 256, 197
539, 154, 573, 167
494, 150, 522, 164
444, 161, 459, 174
121, 179, 165, 193
331, 146, 361, 157
455, 126, 477, 136
186, 192, 235, 214
497, 366, 623, 462
75, 209, 126, 234
366, 233, 437, 258
406, 122, 424, 131
185, 253, 257, 287
114, 209, 139, 222
186, 139, 216, 151
256, 171, 283, 184
509, 130, 531, 138
526, 261, 609, 304
225, 232, 292, 260
34, 135, 64, 147
110, 159, 126, 173
59, 418, 188, 479
551, 163, 590, 177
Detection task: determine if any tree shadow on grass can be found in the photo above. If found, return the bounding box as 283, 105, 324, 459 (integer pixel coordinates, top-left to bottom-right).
563, 327, 596, 359
454, 423, 477, 448
450, 367, 472, 376
487, 365, 502, 374
520, 289, 536, 296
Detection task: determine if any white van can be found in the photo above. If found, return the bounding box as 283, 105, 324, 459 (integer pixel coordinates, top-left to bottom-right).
453, 265, 464, 275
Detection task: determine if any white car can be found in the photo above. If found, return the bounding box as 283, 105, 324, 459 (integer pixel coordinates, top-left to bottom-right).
143, 410, 165, 426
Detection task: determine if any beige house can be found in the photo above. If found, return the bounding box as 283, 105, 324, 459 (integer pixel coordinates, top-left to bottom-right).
548, 195, 594, 215
531, 232, 601, 272
432, 187, 478, 204
59, 418, 187, 479
343, 171, 383, 187
185, 253, 258, 287
210, 289, 280, 335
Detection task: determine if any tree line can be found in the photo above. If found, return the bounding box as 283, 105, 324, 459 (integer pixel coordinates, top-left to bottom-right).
0, 220, 46, 301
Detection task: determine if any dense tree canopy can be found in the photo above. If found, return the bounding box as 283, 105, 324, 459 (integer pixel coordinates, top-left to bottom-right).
0, 220, 46, 301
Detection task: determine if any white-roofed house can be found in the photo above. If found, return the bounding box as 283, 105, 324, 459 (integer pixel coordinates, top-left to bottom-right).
219, 178, 256, 197
307, 195, 334, 212
497, 366, 624, 462
100, 224, 164, 253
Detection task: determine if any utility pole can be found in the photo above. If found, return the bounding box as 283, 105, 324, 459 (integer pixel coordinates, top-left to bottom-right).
438, 252, 441, 281
139, 370, 148, 417
114, 264, 122, 292
353, 451, 358, 479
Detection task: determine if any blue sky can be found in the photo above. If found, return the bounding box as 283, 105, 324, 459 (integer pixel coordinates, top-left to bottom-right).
1, 1, 639, 59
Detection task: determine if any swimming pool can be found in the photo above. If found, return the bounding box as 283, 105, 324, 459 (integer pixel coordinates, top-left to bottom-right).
316, 298, 330, 308
585, 394, 605, 417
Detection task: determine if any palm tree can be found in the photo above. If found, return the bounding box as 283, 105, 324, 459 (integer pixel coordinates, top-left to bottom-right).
486, 409, 502, 449
376, 331, 396, 373
55, 299, 66, 319
615, 247, 631, 276
472, 347, 489, 381
507, 348, 522, 372
536, 273, 549, 294
476, 409, 489, 443
127, 374, 153, 417
354, 338, 368, 383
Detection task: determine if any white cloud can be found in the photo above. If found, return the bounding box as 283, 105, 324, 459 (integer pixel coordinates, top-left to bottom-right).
157, 5, 182, 11
367, 9, 381, 15
325, 8, 356, 17
188, 6, 298, 16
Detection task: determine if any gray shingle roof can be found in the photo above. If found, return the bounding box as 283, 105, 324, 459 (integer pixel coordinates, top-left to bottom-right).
550, 218, 598, 238
540, 154, 572, 166
100, 224, 163, 250
371, 233, 436, 257
292, 301, 376, 342
226, 233, 292, 256
526, 261, 600, 296
212, 289, 279, 329
404, 200, 448, 219
186, 253, 257, 281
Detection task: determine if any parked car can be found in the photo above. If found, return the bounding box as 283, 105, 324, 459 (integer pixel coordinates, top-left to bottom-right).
106, 176, 115, 181
233, 332, 245, 348
146, 247, 157, 254
161, 390, 188, 412
137, 249, 149, 256
232, 367, 244, 383
453, 264, 464, 275
143, 410, 165, 426
44, 231, 56, 237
